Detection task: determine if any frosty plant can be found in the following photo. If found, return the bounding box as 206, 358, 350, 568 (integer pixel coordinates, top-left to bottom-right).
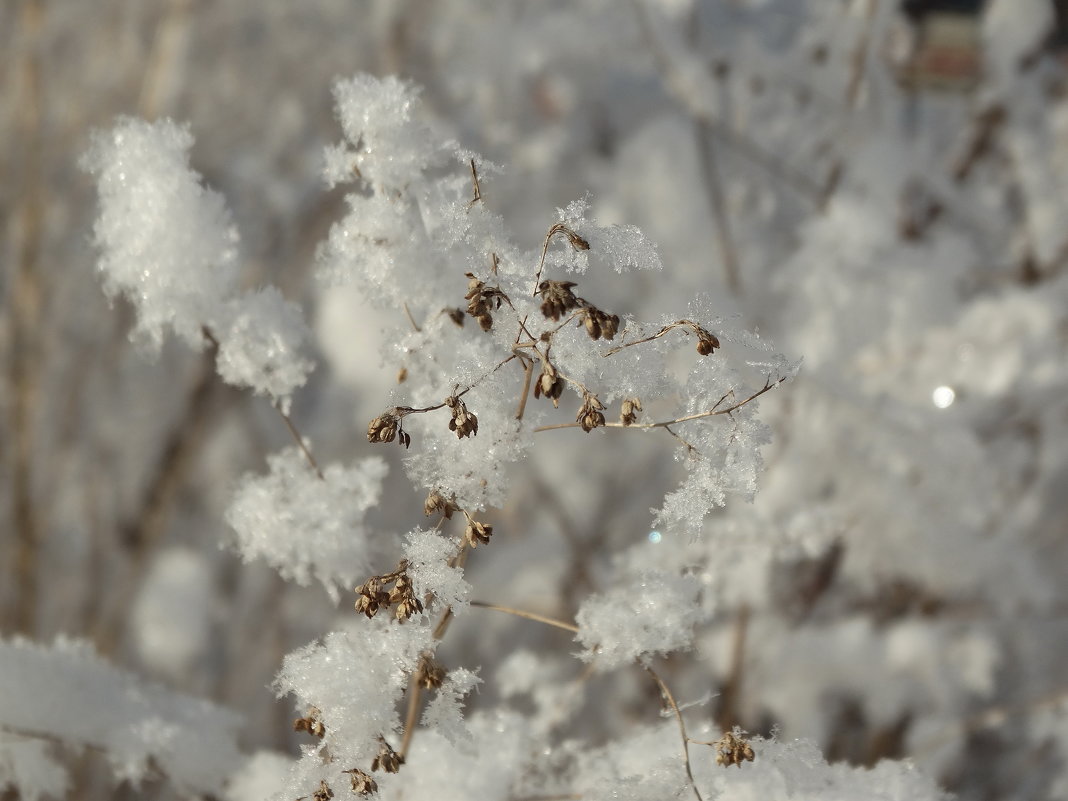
75, 72, 960, 801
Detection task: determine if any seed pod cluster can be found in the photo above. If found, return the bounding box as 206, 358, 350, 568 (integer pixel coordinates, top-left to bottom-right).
582, 307, 620, 341
446, 395, 478, 438
424, 490, 458, 519
538, 279, 580, 320
372, 739, 404, 774
577, 393, 606, 432
293, 708, 326, 739
696, 327, 721, 355
620, 397, 642, 426
464, 272, 503, 331
533, 363, 564, 407
464, 518, 493, 548
344, 769, 378, 796
367, 412, 410, 448
714, 732, 755, 768
313, 780, 334, 801
354, 561, 423, 622
415, 653, 447, 690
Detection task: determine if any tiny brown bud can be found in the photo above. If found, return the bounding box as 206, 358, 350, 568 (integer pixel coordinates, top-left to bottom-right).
371, 739, 404, 774
464, 519, 493, 548
344, 769, 378, 796
620, 397, 642, 426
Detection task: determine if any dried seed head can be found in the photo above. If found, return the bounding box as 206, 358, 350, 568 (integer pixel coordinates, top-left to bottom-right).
576, 394, 606, 433
620, 397, 642, 426
313, 780, 334, 801
464, 273, 505, 331
367, 413, 398, 444
389, 574, 424, 621
581, 307, 620, 341
714, 732, 755, 768
293, 708, 326, 739
555, 224, 590, 251
537, 280, 580, 321
415, 653, 447, 690
371, 739, 404, 774
446, 307, 465, 327
446, 396, 479, 439
424, 491, 458, 519
464, 519, 493, 548
695, 327, 720, 355
396, 367, 408, 383
533, 364, 564, 407
354, 577, 391, 619
344, 769, 378, 796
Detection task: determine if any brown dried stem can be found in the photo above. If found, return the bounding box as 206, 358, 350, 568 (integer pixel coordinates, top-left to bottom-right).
469, 600, 580, 633
645, 665, 706, 801
533, 375, 786, 434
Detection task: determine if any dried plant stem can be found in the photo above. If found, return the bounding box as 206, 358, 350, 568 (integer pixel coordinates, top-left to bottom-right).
468, 158, 483, 205
469, 600, 580, 633
274, 402, 325, 480
534, 375, 786, 433
402, 302, 422, 333
601, 320, 711, 356
645, 665, 706, 801
8, 0, 45, 636
400, 541, 471, 759
715, 604, 750, 731
694, 118, 741, 293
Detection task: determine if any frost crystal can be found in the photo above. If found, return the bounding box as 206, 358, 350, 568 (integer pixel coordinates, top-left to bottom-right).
214, 287, 315, 413
575, 572, 704, 670
81, 118, 239, 350
225, 448, 388, 601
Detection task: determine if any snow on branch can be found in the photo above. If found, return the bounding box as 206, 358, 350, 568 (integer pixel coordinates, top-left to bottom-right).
0, 637, 242, 796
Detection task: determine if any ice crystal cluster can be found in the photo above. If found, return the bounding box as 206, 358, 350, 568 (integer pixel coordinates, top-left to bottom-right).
6, 3, 1068, 801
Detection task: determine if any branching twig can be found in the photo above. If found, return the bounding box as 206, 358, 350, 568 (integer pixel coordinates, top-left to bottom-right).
645, 665, 706, 801
534, 375, 786, 433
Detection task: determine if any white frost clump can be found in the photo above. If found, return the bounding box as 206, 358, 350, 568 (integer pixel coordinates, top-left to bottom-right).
403, 530, 471, 611
421, 668, 481, 745
81, 118, 240, 350
83, 119, 315, 411
575, 571, 703, 670
214, 288, 314, 413
0, 637, 240, 796
274, 622, 433, 795
225, 448, 388, 602
325, 74, 450, 191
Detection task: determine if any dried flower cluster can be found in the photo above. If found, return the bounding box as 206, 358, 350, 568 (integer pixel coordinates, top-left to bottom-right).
423, 490, 459, 519
354, 561, 424, 621
464, 516, 493, 548
534, 363, 564, 407
714, 731, 756, 768
414, 652, 447, 690
620, 397, 642, 426
293, 707, 326, 739
343, 769, 377, 796
464, 272, 505, 331
367, 412, 410, 449
371, 738, 404, 774
576, 393, 606, 432
538, 279, 580, 320
445, 395, 478, 438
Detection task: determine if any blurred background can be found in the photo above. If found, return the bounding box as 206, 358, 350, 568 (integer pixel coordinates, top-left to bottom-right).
4, 1, 1068, 799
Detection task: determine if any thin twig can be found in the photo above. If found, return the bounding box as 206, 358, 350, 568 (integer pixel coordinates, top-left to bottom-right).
645, 666, 706, 801
469, 600, 580, 633
534, 375, 786, 433
274, 402, 324, 480
469, 158, 482, 206
403, 302, 422, 333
